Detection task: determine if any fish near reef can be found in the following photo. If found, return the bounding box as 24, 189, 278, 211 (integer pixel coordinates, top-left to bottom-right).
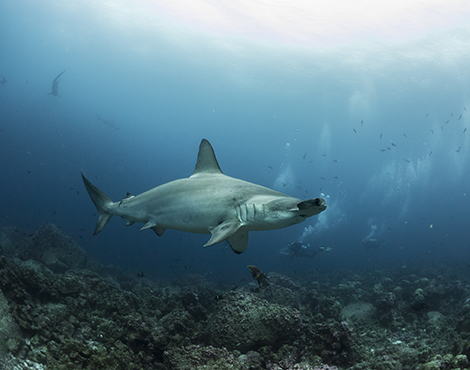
82, 139, 327, 254
248, 265, 269, 287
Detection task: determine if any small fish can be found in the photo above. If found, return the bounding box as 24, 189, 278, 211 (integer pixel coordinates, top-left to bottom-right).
391, 143, 397, 147
361, 120, 363, 126
247, 265, 269, 287
353, 128, 357, 134
425, 113, 429, 117
320, 177, 326, 180
268, 166, 273, 169
96, 114, 119, 130
459, 114, 462, 120
403, 133, 407, 138
137, 272, 145, 278
451, 113, 453, 117
403, 159, 410, 163
303, 153, 307, 159
430, 130, 434, 134
445, 120, 449, 124
332, 159, 338, 163
379, 134, 383, 140
380, 149, 387, 152
463, 128, 467, 134
282, 182, 287, 187
456, 146, 461, 152
428, 151, 433, 156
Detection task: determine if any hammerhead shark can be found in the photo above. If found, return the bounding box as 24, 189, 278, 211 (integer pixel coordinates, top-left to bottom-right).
82, 139, 327, 254
48, 70, 66, 96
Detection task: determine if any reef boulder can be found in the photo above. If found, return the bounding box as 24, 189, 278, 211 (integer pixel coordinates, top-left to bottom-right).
205, 291, 303, 352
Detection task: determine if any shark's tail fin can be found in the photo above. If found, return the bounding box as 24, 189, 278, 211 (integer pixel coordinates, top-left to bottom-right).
81, 172, 113, 235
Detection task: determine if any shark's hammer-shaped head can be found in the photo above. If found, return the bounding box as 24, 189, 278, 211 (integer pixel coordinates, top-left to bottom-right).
297, 198, 327, 217
259, 197, 327, 229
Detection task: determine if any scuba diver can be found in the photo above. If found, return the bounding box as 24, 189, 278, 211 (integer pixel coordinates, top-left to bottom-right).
362, 224, 387, 249
280, 242, 331, 260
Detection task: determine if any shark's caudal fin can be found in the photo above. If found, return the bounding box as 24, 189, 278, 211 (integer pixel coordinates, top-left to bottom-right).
81, 172, 113, 235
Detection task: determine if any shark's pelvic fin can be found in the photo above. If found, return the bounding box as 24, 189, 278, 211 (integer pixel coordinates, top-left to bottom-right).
151, 226, 166, 236
190, 138, 223, 177
141, 221, 157, 230
141, 222, 166, 236
81, 172, 113, 235
205, 220, 241, 247
226, 228, 249, 254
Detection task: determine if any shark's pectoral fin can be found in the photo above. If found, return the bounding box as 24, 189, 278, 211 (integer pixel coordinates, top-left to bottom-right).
226, 228, 249, 254
205, 220, 241, 247
151, 226, 166, 236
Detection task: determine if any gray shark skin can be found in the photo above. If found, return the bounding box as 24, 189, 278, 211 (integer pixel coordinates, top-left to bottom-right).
81, 139, 327, 254
48, 70, 66, 96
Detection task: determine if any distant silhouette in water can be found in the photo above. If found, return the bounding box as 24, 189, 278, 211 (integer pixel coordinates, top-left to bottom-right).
0, 75, 6, 85
96, 113, 119, 130
362, 224, 387, 249
279, 242, 330, 260
48, 70, 66, 96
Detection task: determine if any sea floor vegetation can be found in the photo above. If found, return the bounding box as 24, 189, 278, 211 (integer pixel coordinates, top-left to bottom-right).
0, 224, 470, 369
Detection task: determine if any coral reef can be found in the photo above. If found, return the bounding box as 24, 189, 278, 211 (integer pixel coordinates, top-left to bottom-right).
0, 224, 470, 369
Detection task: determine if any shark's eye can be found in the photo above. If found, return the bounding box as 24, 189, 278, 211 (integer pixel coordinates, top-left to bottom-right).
314, 198, 322, 206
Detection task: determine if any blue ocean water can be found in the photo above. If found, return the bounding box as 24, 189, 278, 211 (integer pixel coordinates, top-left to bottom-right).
1, 0, 470, 285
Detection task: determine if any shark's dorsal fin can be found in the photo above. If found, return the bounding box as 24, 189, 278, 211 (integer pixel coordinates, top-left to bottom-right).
190, 139, 223, 177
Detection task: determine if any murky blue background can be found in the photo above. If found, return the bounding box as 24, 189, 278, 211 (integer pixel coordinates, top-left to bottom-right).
1, 0, 470, 284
